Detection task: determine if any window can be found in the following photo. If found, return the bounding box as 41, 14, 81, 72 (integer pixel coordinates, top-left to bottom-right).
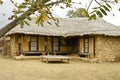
30, 36, 38, 51
53, 37, 60, 51
84, 38, 89, 53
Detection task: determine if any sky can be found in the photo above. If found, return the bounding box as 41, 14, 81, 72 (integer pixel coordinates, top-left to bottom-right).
0, 0, 120, 28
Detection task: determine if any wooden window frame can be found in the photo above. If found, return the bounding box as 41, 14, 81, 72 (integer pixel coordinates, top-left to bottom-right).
84, 38, 89, 53
29, 36, 38, 51
52, 37, 60, 52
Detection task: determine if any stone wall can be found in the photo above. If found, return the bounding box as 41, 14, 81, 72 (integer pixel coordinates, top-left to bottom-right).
10, 34, 19, 56
0, 37, 10, 55
95, 35, 120, 62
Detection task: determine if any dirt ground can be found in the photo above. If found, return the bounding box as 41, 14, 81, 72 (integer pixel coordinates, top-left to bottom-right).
0, 55, 120, 80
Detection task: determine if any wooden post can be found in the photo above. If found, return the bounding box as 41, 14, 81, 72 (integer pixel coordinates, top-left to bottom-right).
67, 59, 69, 63
21, 35, 24, 55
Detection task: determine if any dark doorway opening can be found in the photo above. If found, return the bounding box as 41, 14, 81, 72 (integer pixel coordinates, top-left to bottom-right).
70, 38, 79, 53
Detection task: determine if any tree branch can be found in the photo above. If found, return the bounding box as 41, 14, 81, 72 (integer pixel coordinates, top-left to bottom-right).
87, 0, 94, 12
0, 0, 64, 37
95, 0, 102, 6
45, 0, 64, 6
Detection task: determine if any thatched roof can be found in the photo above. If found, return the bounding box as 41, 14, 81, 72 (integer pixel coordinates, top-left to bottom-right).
7, 18, 120, 37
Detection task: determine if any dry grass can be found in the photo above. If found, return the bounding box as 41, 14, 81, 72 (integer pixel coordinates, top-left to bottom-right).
0, 54, 120, 80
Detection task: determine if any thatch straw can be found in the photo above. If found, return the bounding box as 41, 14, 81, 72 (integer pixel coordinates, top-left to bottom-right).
6, 18, 120, 37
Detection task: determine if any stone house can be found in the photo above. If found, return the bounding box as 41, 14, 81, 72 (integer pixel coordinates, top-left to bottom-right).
6, 18, 120, 62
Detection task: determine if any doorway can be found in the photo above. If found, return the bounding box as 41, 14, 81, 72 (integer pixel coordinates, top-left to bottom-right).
71, 38, 79, 53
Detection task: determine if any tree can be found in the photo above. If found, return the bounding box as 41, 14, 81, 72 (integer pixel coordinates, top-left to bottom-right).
0, 0, 119, 37
0, 0, 71, 37
67, 8, 88, 18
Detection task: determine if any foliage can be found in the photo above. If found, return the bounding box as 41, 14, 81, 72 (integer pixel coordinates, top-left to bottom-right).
67, 8, 88, 18
0, 0, 119, 26
88, 0, 119, 20
7, 0, 72, 27
0, 0, 119, 38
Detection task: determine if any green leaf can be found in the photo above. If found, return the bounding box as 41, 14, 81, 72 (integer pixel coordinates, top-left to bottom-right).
26, 16, 31, 20
12, 8, 17, 12
60, 6, 65, 9
56, 18, 59, 24
39, 21, 44, 27
36, 15, 41, 24
103, 5, 110, 12
96, 11, 103, 17
19, 21, 24, 28
88, 16, 93, 21
41, 14, 47, 21
8, 16, 13, 20
18, 5, 27, 8
55, 22, 59, 27
24, 20, 30, 26
106, 3, 111, 8
100, 8, 107, 15
22, 3, 30, 5
88, 14, 96, 21
27, 10, 34, 14
47, 21, 52, 25
66, 3, 71, 7
13, 14, 18, 18
93, 14, 96, 20
14, 11, 24, 14
10, 0, 14, 4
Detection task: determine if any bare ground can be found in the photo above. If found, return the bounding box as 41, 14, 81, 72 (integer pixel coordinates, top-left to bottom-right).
0, 54, 120, 80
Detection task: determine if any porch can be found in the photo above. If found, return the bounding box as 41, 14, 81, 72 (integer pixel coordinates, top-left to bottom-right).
20, 51, 70, 56
14, 54, 98, 63
10, 34, 95, 59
